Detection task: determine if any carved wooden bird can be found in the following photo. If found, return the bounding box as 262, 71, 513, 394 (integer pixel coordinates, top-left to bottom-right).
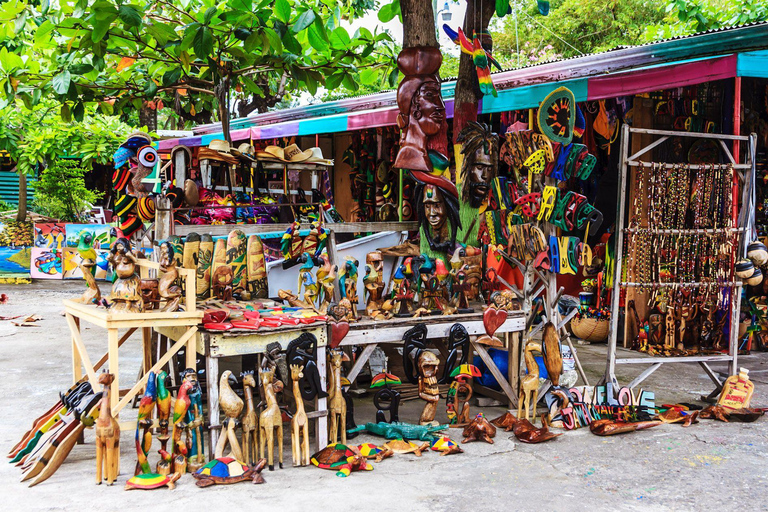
219, 370, 244, 420
156, 371, 171, 426
135, 371, 157, 474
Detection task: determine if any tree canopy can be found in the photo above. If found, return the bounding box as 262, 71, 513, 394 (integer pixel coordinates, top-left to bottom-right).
1, 0, 398, 139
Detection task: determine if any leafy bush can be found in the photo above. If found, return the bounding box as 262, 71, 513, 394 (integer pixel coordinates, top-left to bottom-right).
32, 159, 103, 222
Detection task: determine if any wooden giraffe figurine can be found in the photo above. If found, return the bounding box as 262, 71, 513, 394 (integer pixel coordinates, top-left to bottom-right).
327, 349, 349, 445
518, 342, 542, 422
241, 371, 259, 466
215, 370, 244, 461
290, 364, 310, 467
258, 367, 283, 471
95, 372, 120, 485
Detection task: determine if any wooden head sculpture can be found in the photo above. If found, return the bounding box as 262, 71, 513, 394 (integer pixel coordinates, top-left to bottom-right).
456, 121, 499, 208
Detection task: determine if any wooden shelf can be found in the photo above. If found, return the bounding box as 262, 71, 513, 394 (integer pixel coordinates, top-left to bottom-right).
173, 221, 418, 237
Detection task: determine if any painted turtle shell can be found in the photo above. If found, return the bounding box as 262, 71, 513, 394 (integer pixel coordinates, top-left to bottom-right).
311, 444, 354, 468
194, 457, 249, 481
124, 472, 178, 490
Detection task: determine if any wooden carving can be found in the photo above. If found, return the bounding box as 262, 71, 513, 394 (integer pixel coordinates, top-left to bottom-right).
461, 413, 496, 444
215, 371, 244, 461
241, 371, 259, 466
95, 372, 120, 485
542, 322, 562, 387
212, 266, 234, 301
518, 342, 541, 422
74, 231, 102, 304
170, 379, 193, 474
417, 351, 440, 425
258, 367, 284, 470
290, 364, 311, 467
328, 349, 349, 444
107, 237, 143, 313
158, 241, 182, 312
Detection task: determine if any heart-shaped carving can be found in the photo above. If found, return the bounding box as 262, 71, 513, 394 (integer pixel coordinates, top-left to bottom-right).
330, 321, 350, 348
483, 307, 507, 337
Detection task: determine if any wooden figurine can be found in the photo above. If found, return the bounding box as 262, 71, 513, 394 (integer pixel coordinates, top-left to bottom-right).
542, 322, 563, 387
518, 342, 542, 422
158, 241, 182, 312
215, 371, 244, 461
140, 279, 160, 310
364, 252, 385, 317
417, 351, 440, 425
328, 349, 350, 444
258, 367, 284, 471
491, 412, 562, 444
316, 254, 337, 313
290, 364, 311, 467
193, 458, 266, 487
298, 253, 320, 309
649, 314, 663, 346
212, 266, 234, 301
171, 379, 193, 473
666, 308, 677, 350
156, 371, 171, 455
135, 371, 157, 475
461, 413, 496, 444
185, 373, 206, 473
339, 257, 360, 320
240, 371, 259, 467
74, 231, 101, 304
95, 372, 120, 485
392, 259, 415, 317
108, 237, 143, 313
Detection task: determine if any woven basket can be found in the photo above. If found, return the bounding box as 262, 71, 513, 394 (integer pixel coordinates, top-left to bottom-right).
571, 317, 609, 343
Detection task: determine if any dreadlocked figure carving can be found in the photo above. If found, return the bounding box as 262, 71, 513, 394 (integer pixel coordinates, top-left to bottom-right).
456, 122, 499, 246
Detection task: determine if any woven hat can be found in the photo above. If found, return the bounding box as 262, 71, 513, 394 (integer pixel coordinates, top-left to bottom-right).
284, 144, 312, 162
112, 167, 131, 192
171, 145, 192, 161
209, 139, 231, 153
255, 145, 287, 161
305, 147, 334, 166
137, 196, 156, 222
121, 131, 152, 150
119, 215, 143, 237
231, 143, 257, 162
114, 194, 137, 218
184, 179, 199, 206
113, 147, 134, 169
198, 147, 238, 165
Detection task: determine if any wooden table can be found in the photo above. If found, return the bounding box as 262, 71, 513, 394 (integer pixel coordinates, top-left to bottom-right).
339, 311, 526, 408
156, 322, 329, 455
64, 300, 201, 431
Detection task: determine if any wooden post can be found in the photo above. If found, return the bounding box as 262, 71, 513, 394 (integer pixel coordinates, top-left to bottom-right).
206, 351, 220, 457
71, 316, 82, 384
108, 328, 120, 417
315, 344, 328, 452
508, 331, 521, 408
155, 195, 172, 242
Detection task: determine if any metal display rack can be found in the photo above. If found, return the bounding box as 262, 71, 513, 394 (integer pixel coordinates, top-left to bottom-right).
604, 125, 757, 398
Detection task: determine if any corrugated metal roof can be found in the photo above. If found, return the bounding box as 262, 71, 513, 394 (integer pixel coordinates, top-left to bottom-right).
193, 21, 768, 135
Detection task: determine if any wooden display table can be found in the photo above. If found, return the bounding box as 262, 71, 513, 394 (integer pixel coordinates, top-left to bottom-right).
156, 322, 329, 454
63, 260, 202, 430
339, 310, 526, 407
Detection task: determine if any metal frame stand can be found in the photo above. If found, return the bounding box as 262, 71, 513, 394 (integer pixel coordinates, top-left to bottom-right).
604, 125, 757, 397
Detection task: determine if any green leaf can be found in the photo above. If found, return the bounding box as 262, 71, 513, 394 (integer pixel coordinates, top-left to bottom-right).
263, 28, 283, 53
359, 68, 377, 85
275, 0, 290, 24
193, 26, 213, 59
91, 20, 111, 42
234, 27, 252, 40
330, 27, 351, 49
147, 23, 178, 46
228, 0, 252, 12
118, 5, 143, 28
244, 30, 261, 52
204, 7, 217, 24
325, 72, 343, 90
387, 66, 399, 87
292, 9, 315, 33
341, 73, 359, 91
34, 20, 55, 48
70, 63, 93, 74
378, 2, 395, 22
73, 102, 85, 122
281, 31, 302, 54
60, 103, 71, 122
52, 70, 72, 94
307, 23, 327, 52
163, 68, 182, 86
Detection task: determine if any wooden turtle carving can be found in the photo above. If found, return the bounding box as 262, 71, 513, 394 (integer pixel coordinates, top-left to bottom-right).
311, 444, 373, 477
193, 457, 267, 487
383, 439, 430, 457
125, 472, 181, 491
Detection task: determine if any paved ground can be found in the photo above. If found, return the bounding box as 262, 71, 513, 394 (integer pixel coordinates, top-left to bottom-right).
2, 281, 767, 512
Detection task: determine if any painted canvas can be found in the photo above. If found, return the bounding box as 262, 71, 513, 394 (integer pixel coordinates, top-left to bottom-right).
62, 247, 111, 280
30, 248, 63, 279
34, 223, 66, 250
0, 220, 34, 275
65, 224, 112, 250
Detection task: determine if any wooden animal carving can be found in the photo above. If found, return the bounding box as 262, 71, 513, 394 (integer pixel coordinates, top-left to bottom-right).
290, 364, 311, 467
518, 342, 541, 422
215, 371, 244, 461
241, 372, 259, 466
258, 367, 284, 471
95, 372, 120, 485
328, 350, 350, 444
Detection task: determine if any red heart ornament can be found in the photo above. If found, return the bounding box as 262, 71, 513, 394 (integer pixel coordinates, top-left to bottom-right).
483, 307, 507, 337
330, 321, 350, 348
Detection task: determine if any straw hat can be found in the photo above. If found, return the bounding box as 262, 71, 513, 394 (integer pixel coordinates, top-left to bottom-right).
208, 139, 231, 153
171, 145, 192, 162
256, 145, 287, 161
284, 144, 312, 162
231, 143, 257, 161
305, 147, 334, 166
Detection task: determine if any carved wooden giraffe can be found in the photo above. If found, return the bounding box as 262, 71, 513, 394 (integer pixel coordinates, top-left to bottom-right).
518, 342, 542, 422
95, 372, 120, 485
327, 349, 349, 444
258, 367, 283, 471
241, 371, 258, 466
290, 364, 310, 467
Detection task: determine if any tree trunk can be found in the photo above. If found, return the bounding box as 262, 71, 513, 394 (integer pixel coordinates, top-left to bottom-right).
401, 0, 439, 48
139, 102, 158, 132
452, 0, 496, 142
215, 76, 232, 143
15, 168, 26, 223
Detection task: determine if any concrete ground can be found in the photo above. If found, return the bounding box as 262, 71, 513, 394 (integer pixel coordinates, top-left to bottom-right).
1, 281, 767, 512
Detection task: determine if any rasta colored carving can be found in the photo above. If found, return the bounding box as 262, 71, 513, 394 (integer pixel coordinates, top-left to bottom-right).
414, 175, 461, 255
456, 122, 499, 207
